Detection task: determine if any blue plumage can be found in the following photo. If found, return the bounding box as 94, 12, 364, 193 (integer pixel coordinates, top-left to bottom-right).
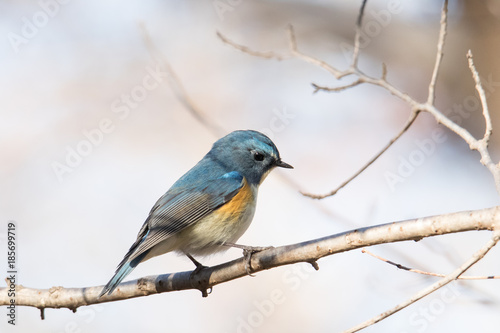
99, 130, 292, 297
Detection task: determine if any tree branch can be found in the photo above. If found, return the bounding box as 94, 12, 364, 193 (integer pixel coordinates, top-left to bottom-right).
1, 207, 498, 315
218, 0, 500, 197
344, 226, 500, 333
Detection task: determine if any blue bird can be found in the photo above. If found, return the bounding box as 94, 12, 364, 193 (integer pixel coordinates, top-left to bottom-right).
99, 130, 292, 297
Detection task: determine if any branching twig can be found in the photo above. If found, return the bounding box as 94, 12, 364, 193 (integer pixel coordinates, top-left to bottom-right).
1, 207, 498, 312
219, 24, 418, 199
304, 0, 500, 197
467, 50, 493, 144
344, 228, 500, 333
219, 0, 500, 197
285, 25, 345, 79
217, 27, 343, 78
216, 4, 500, 329
361, 248, 500, 280
301, 109, 419, 199
465, 50, 500, 190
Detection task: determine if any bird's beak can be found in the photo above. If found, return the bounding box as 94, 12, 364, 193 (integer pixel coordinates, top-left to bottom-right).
276, 160, 293, 169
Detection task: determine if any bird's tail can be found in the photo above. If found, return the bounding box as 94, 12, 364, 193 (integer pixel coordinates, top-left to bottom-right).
98, 251, 148, 298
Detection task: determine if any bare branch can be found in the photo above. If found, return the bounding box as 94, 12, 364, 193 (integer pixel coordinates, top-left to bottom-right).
286, 25, 345, 79
216, 31, 288, 60
467, 50, 493, 144
464, 50, 500, 192
139, 23, 226, 137
302, 110, 419, 199
219, 0, 500, 200
344, 227, 500, 333
284, 0, 500, 197
189, 2, 499, 332
218, 26, 345, 79
362, 248, 500, 280
1, 207, 499, 313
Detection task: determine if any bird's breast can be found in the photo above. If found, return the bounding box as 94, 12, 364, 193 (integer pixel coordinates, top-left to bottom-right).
217, 177, 255, 219
178, 178, 258, 255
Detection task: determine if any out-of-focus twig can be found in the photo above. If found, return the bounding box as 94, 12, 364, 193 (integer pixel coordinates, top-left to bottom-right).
216, 31, 289, 60
139, 23, 226, 137
344, 228, 500, 333
351, 0, 367, 68
361, 248, 500, 280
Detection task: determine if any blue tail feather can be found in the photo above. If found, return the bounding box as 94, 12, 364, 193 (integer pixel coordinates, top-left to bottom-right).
98, 251, 148, 298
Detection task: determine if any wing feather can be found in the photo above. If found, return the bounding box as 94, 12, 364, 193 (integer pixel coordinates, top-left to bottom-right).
123, 172, 244, 264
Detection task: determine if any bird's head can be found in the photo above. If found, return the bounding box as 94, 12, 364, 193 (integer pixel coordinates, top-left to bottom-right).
209, 130, 293, 185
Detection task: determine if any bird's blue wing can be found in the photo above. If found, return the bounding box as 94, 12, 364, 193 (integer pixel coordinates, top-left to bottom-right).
99, 171, 244, 297
119, 171, 244, 267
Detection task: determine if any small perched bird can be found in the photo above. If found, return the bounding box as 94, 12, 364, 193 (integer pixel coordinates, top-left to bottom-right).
99, 130, 292, 297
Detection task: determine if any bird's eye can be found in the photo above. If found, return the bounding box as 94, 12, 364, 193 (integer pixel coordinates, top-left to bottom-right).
252, 151, 265, 162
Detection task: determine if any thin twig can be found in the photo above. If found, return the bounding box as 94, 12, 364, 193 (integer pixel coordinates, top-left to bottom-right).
352, 0, 368, 68
301, 110, 419, 199
343, 228, 500, 333
286, 25, 345, 79
361, 248, 500, 280
312, 79, 364, 93
427, 0, 448, 105
216, 31, 288, 60
139, 23, 226, 137
467, 50, 493, 146
466, 50, 500, 192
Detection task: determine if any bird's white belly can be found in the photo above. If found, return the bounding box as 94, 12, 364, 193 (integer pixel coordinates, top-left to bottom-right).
179, 200, 256, 256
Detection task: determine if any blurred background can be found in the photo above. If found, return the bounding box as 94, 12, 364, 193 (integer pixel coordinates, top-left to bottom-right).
1, 0, 500, 332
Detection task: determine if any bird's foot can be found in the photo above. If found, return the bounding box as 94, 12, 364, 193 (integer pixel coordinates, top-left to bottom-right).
222, 243, 274, 276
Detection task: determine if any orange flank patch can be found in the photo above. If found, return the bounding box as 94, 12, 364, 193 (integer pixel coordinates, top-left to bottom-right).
216, 178, 254, 220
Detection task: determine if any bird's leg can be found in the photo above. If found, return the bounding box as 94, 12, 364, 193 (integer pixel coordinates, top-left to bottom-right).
186, 253, 207, 276
185, 253, 212, 297
221, 242, 274, 276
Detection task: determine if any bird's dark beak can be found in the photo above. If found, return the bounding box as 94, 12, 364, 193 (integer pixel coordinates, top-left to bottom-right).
276, 160, 293, 169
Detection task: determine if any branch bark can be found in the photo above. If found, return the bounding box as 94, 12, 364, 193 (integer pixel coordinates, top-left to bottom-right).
1, 206, 498, 314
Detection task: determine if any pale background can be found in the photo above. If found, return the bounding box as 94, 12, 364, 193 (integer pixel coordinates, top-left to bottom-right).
1, 0, 500, 332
